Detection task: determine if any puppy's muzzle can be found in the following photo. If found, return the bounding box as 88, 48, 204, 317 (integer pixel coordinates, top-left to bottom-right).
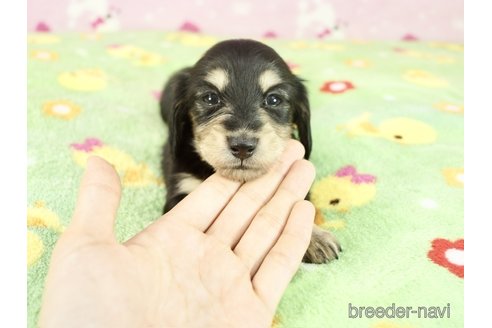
227, 136, 258, 160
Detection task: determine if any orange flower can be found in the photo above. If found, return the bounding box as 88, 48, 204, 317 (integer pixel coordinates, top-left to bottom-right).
434, 102, 463, 114
345, 59, 371, 68
30, 50, 58, 61
42, 100, 81, 120
442, 168, 464, 187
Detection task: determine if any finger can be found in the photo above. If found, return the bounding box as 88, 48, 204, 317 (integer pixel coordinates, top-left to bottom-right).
163, 174, 242, 231
252, 200, 314, 313
233, 159, 315, 276
70, 156, 121, 241
206, 140, 305, 247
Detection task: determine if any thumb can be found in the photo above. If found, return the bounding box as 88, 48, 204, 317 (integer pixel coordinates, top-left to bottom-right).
70, 156, 122, 241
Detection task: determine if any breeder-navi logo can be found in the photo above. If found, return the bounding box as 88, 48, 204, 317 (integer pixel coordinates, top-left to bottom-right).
348, 303, 451, 319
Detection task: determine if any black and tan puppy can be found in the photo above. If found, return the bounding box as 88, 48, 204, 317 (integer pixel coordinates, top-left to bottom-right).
159, 39, 340, 263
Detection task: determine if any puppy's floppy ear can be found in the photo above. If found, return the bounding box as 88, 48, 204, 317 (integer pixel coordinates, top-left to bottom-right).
292, 78, 312, 159
160, 68, 192, 157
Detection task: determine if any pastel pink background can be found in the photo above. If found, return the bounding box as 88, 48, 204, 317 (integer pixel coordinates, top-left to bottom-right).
28, 0, 463, 42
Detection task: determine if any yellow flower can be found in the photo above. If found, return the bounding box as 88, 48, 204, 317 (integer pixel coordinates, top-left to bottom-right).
346, 59, 372, 68
403, 70, 448, 88
58, 69, 108, 91
165, 32, 217, 47
443, 168, 464, 188
428, 42, 464, 52
28, 34, 60, 44
288, 41, 309, 49
434, 55, 456, 64
311, 175, 376, 212
27, 201, 65, 267
396, 49, 456, 64
288, 41, 344, 51
123, 165, 163, 187
350, 39, 372, 45
107, 45, 165, 66
434, 102, 463, 114
339, 113, 437, 145
378, 117, 437, 144
71, 142, 163, 187
321, 219, 346, 230
30, 50, 58, 61
319, 43, 345, 51
27, 231, 44, 267
80, 32, 101, 40
43, 100, 81, 120
27, 201, 64, 232
372, 321, 415, 328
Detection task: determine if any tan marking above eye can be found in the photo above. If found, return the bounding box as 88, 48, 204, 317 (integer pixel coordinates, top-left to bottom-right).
205, 68, 229, 91
259, 69, 282, 93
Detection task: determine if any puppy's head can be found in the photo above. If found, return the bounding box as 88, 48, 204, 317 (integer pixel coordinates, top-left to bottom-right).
171, 39, 311, 182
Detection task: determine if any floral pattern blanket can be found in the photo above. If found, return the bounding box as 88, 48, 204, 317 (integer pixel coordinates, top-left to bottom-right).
28, 31, 463, 327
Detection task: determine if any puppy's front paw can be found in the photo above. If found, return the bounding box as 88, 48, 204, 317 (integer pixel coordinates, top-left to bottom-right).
303, 226, 342, 264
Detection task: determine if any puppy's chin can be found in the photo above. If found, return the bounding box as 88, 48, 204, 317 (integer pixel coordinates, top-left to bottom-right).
216, 166, 269, 182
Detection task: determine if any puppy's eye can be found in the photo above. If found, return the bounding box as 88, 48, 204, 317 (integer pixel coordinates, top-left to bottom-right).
202, 92, 221, 106
265, 94, 282, 107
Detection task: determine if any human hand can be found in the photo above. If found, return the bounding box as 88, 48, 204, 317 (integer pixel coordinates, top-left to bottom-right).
39, 140, 315, 328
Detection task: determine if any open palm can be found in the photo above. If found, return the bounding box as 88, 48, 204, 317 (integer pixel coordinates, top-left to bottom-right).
40, 140, 315, 328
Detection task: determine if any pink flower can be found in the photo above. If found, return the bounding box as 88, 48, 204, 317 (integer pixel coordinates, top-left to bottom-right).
317, 28, 331, 38
35, 22, 51, 32
335, 165, 376, 184
320, 81, 355, 94
263, 31, 277, 39
70, 138, 103, 152
179, 21, 200, 33
402, 33, 418, 41
91, 17, 104, 30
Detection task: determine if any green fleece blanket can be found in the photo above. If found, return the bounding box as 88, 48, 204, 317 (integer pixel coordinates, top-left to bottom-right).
27, 31, 464, 328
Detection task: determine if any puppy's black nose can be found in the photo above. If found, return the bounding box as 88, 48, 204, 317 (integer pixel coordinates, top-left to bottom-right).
228, 136, 258, 160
